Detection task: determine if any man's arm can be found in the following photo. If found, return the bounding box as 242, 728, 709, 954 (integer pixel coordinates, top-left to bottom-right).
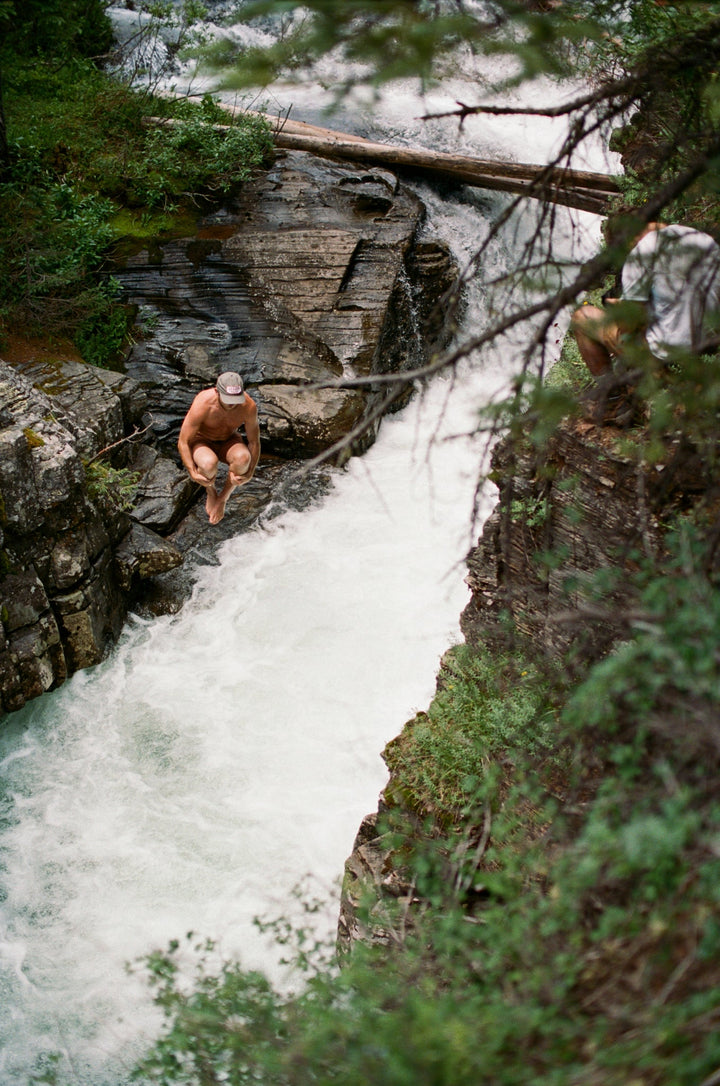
240, 406, 261, 480
178, 398, 211, 485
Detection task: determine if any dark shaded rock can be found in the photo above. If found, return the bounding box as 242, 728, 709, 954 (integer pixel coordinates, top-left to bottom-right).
459, 420, 670, 660
0, 361, 137, 710
337, 808, 420, 954
115, 522, 182, 592
0, 569, 66, 712
129, 444, 197, 533
1, 570, 52, 632
137, 458, 334, 617
52, 547, 125, 671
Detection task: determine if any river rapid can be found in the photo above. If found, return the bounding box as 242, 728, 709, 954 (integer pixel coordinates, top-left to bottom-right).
0, 8, 616, 1084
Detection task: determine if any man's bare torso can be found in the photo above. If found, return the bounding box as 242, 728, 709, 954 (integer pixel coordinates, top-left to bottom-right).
191, 388, 256, 445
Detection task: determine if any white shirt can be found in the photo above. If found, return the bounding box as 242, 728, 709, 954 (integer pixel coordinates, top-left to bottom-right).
621, 224, 720, 361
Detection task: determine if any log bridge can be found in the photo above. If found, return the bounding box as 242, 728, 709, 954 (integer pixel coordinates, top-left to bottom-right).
151, 98, 619, 215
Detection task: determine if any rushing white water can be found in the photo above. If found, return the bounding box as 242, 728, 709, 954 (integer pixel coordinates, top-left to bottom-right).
0, 10, 616, 1085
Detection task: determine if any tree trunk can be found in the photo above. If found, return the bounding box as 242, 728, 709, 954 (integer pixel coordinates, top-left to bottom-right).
148, 104, 619, 215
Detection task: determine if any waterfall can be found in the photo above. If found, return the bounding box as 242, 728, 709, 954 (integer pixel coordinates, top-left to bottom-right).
0, 10, 616, 1084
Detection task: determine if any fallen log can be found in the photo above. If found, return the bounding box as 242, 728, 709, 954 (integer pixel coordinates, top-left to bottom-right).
148, 103, 620, 215
259, 129, 615, 213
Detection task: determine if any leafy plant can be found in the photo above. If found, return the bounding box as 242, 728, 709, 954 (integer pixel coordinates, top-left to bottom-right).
137, 113, 273, 208
85, 461, 140, 513
382, 643, 556, 820
0, 53, 272, 356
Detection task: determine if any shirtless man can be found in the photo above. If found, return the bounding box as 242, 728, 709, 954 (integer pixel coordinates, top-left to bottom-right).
178, 371, 261, 525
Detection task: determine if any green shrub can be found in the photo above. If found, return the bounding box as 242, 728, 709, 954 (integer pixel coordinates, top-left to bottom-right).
384, 643, 556, 819
0, 60, 272, 354
136, 114, 274, 208
74, 280, 130, 369
85, 461, 140, 513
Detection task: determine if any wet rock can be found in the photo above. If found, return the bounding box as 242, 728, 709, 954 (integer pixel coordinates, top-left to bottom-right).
115, 522, 183, 592
260, 384, 367, 458
0, 150, 458, 712
139, 459, 334, 616
115, 151, 447, 461
129, 444, 197, 533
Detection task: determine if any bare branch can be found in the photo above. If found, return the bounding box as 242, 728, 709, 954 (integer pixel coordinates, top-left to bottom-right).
422, 79, 638, 123
85, 422, 155, 465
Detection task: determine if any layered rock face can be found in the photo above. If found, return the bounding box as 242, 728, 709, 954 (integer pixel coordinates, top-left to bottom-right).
116, 150, 456, 462
0, 151, 456, 715
0, 360, 157, 713
459, 420, 710, 658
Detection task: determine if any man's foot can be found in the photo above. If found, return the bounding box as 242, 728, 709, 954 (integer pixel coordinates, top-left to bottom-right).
205, 488, 221, 520
208, 495, 228, 525
579, 372, 640, 428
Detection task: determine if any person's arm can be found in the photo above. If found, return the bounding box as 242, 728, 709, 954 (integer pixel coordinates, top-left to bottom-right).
619, 225, 664, 306
240, 406, 261, 481
178, 399, 211, 485
600, 246, 650, 335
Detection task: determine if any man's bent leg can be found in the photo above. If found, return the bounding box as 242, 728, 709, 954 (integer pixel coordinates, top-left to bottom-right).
189, 443, 223, 521
571, 304, 616, 378
208, 442, 252, 525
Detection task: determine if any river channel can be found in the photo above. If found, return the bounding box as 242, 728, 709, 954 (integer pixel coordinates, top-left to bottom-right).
0, 8, 616, 1082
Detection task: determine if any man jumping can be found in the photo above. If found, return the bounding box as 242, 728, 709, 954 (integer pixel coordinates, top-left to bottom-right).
178, 371, 261, 525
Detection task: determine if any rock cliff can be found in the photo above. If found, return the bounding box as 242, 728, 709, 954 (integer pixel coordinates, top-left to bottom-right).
0, 151, 456, 716
338, 416, 710, 951
115, 149, 456, 462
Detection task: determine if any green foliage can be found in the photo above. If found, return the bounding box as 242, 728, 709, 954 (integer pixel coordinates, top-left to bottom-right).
0, 0, 113, 62
137, 113, 273, 208
585, 2, 720, 232
564, 523, 720, 734
132, 935, 286, 1086
75, 286, 130, 370
384, 643, 555, 818
22, 427, 45, 450
577, 0, 718, 79
3, 182, 113, 294
509, 493, 548, 528
85, 461, 140, 513
480, 372, 578, 452
0, 57, 272, 353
